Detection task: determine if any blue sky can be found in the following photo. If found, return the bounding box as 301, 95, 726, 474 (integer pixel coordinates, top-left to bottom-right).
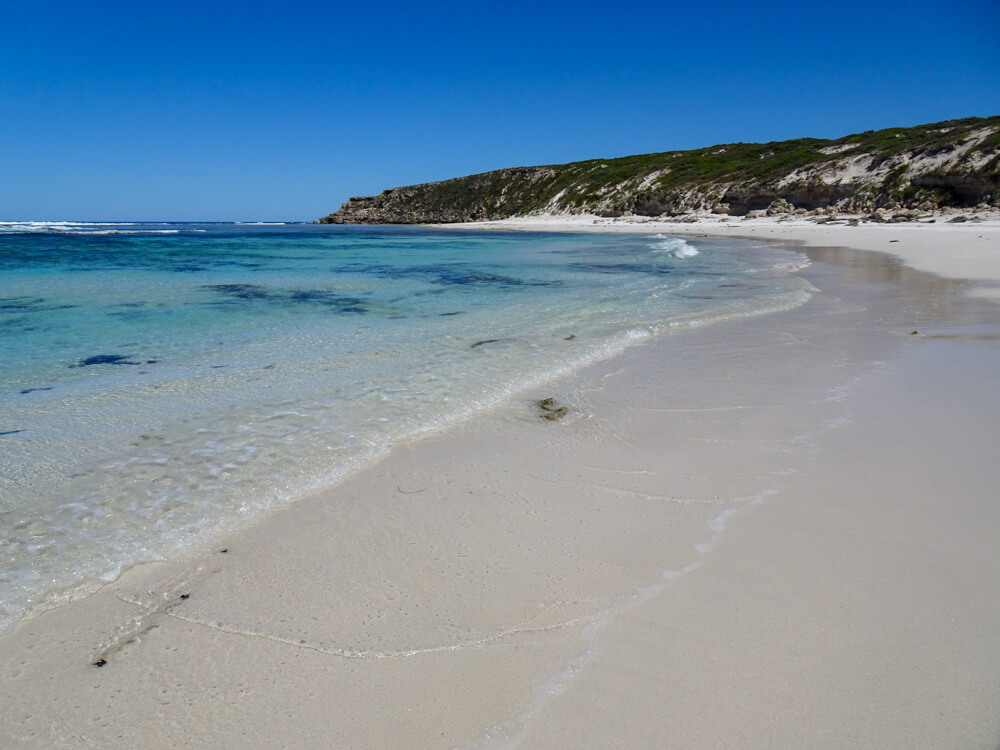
2, 0, 998, 221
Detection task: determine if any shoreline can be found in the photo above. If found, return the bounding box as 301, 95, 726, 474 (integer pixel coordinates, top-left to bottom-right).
2, 222, 999, 748
442, 212, 1000, 301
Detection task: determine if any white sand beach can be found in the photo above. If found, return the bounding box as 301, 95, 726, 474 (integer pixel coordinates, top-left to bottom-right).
2, 217, 999, 749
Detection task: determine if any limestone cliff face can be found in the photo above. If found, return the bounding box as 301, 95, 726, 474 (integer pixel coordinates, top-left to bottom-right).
320, 117, 1000, 224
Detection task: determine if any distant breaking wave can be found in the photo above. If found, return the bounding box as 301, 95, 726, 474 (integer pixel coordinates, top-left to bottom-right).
0, 221, 295, 235
0, 222, 195, 235
649, 234, 699, 258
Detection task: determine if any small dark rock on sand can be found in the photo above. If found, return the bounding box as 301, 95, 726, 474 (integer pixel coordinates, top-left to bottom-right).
539, 397, 568, 420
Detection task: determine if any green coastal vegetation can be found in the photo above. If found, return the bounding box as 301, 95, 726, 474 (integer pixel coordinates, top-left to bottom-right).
321, 116, 1000, 224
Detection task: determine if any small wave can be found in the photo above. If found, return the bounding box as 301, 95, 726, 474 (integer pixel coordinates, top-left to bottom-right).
649, 235, 699, 258
74, 229, 186, 235
0, 222, 193, 235
0, 221, 131, 230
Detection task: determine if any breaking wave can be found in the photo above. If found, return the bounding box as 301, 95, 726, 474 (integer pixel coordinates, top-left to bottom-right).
649, 234, 699, 258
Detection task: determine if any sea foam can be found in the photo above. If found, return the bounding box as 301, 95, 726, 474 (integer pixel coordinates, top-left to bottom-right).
650, 234, 699, 258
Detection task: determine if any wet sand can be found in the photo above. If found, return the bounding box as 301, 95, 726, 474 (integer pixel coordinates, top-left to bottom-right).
2, 224, 999, 749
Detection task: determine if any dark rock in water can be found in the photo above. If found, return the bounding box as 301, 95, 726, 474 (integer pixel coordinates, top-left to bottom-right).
20, 386, 54, 394
71, 355, 140, 368
471, 339, 500, 349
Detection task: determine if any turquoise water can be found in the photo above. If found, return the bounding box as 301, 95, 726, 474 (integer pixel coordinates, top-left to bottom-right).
0, 221, 812, 632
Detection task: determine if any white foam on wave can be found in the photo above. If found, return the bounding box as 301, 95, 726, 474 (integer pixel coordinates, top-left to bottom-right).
649, 234, 699, 258
0, 222, 196, 235
79, 229, 186, 235
0, 221, 130, 230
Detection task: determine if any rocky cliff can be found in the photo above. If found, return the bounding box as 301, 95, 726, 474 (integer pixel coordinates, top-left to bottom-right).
320, 117, 1000, 224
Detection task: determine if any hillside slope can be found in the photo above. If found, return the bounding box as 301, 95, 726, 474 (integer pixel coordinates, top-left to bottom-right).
320, 117, 1000, 224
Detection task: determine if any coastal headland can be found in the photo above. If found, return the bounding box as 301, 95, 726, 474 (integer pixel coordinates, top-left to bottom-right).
1, 214, 999, 748
320, 116, 1000, 225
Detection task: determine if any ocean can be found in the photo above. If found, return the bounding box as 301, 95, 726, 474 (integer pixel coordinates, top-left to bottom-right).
0, 221, 812, 633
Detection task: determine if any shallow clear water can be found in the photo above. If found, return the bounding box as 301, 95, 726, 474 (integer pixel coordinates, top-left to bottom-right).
0, 221, 812, 632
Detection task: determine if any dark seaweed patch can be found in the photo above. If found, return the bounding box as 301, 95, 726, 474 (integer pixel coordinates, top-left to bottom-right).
568, 262, 674, 275
107, 301, 150, 319
205, 283, 271, 299
205, 284, 367, 313
287, 290, 367, 312
423, 267, 559, 288
0, 297, 78, 313
339, 262, 560, 289
71, 354, 141, 367
0, 297, 45, 311
106, 309, 149, 321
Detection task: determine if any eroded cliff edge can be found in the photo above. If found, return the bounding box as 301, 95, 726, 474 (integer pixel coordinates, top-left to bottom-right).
320, 116, 1000, 224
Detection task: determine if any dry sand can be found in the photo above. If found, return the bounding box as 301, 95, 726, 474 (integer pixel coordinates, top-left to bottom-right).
2, 217, 999, 749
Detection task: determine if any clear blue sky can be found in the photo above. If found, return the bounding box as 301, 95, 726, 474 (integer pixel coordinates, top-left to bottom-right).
2, 0, 998, 221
